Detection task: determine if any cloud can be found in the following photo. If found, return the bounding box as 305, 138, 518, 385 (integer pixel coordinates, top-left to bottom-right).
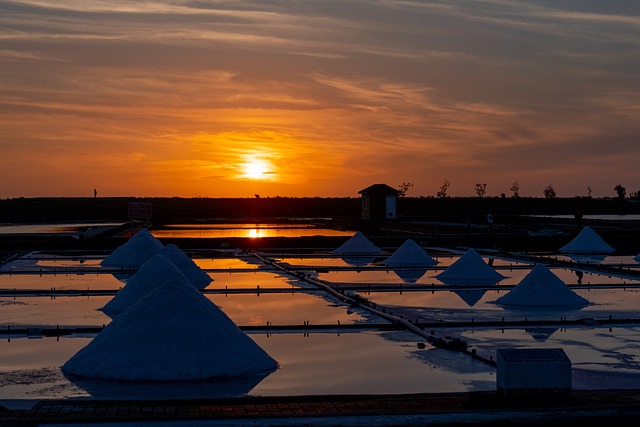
0, 0, 639, 197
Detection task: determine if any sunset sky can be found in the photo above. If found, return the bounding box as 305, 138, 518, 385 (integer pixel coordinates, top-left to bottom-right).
1, 1, 638, 198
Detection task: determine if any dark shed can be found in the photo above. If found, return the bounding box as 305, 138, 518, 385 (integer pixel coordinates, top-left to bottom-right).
358, 184, 399, 221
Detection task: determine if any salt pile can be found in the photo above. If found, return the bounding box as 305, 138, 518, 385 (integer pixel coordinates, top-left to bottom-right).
559, 226, 614, 254
101, 254, 191, 316
160, 244, 212, 289
436, 249, 505, 286
381, 239, 438, 283
382, 239, 438, 267
333, 232, 383, 255
63, 277, 278, 380
634, 253, 640, 263
101, 228, 164, 268
333, 231, 384, 267
494, 263, 589, 307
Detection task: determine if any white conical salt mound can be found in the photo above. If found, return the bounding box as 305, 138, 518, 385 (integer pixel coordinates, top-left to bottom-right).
101, 255, 192, 316
634, 253, 640, 263
495, 263, 589, 307
62, 277, 278, 381
101, 228, 164, 268
436, 249, 505, 285
559, 226, 614, 254
382, 239, 438, 267
333, 232, 383, 255
160, 244, 212, 289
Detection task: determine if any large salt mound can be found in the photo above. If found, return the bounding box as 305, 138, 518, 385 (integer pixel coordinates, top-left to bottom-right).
436, 249, 505, 285
559, 226, 614, 254
495, 263, 589, 307
101, 255, 192, 316
101, 228, 164, 268
333, 232, 383, 255
160, 244, 212, 289
62, 277, 278, 381
382, 239, 438, 267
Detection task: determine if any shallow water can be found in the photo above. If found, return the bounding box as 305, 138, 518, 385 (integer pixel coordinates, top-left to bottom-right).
151, 224, 355, 239
0, 330, 497, 402
2, 249, 640, 405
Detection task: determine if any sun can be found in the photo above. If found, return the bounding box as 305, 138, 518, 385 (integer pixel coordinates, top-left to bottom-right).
241, 156, 275, 181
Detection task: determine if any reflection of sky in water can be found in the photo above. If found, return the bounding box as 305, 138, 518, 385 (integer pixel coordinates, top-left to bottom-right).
207, 292, 373, 326
0, 291, 372, 328
0, 331, 496, 401
318, 266, 640, 288
3, 248, 640, 402
0, 223, 123, 235
444, 325, 640, 389
0, 296, 113, 327
207, 271, 300, 290
151, 224, 355, 239
194, 257, 262, 270
275, 257, 381, 268
0, 272, 125, 291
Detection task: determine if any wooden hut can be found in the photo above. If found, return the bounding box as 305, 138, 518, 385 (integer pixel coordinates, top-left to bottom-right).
358, 184, 399, 221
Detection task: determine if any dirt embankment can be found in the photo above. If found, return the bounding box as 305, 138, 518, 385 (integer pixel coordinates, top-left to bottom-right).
0, 196, 637, 223
0, 196, 638, 255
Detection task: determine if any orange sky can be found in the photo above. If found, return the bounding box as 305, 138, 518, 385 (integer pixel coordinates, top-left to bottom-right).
1, 1, 639, 198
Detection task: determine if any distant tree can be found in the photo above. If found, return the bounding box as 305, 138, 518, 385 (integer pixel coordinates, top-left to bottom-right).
436, 179, 450, 198
614, 184, 626, 199
543, 184, 556, 199
398, 182, 413, 197
510, 181, 520, 198
587, 186, 592, 198
474, 183, 487, 198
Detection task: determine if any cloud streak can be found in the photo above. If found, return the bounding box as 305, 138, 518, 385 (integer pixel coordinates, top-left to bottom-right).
1, 0, 638, 198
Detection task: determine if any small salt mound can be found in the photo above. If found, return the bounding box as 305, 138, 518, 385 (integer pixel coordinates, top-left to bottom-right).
559, 226, 614, 254
101, 255, 191, 316
62, 277, 278, 381
382, 239, 438, 267
101, 228, 164, 268
333, 232, 383, 255
436, 249, 504, 285
495, 263, 589, 307
160, 244, 212, 289
634, 253, 640, 263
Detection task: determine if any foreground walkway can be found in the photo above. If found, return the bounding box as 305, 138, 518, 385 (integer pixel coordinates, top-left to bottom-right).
2, 390, 640, 426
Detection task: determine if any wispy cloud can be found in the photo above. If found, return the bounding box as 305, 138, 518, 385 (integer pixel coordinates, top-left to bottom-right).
1, 0, 638, 197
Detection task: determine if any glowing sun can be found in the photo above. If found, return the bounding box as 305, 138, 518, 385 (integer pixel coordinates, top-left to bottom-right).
241, 156, 274, 180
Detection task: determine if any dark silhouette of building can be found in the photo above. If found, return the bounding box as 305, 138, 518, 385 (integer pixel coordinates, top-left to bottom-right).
358, 184, 399, 221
